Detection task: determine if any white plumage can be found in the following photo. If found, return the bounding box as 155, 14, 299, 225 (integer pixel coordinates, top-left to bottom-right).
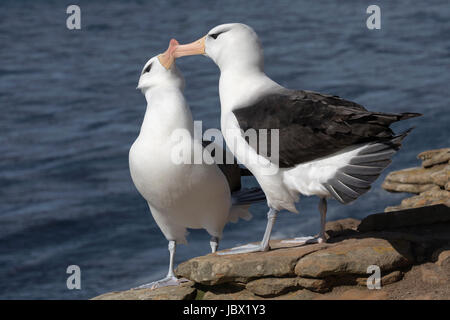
174, 23, 419, 254
129, 48, 255, 287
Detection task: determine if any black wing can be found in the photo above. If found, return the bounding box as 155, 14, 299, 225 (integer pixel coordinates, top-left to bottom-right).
233, 90, 421, 168
202, 140, 265, 204
202, 140, 254, 192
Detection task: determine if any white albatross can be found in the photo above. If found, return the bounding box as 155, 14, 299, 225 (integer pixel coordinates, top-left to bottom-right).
129, 39, 265, 288
173, 23, 421, 254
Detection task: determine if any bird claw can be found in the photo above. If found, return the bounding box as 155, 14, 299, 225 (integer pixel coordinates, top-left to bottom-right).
281, 236, 323, 245
217, 243, 268, 255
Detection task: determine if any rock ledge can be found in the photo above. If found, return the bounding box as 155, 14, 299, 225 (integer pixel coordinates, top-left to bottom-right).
93, 204, 449, 300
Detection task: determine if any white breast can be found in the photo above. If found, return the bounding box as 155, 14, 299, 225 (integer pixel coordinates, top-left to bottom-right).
129, 87, 232, 243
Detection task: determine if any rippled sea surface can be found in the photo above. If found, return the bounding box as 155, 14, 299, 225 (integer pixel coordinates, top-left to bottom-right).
0, 0, 448, 299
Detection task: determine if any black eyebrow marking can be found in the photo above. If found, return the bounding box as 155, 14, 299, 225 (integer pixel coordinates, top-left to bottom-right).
210, 33, 221, 39
209, 28, 229, 39
143, 63, 152, 73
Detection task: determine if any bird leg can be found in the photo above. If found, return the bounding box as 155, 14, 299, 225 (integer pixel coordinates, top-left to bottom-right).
282, 197, 327, 245
318, 197, 327, 243
135, 240, 189, 289
218, 208, 278, 255
210, 236, 219, 253
261, 208, 277, 250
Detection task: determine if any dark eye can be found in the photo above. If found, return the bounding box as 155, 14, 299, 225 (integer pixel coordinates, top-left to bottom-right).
143, 63, 152, 73
209, 33, 221, 40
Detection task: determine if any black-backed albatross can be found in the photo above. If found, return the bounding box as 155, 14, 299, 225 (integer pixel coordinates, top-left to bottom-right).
129, 39, 265, 288
173, 23, 421, 254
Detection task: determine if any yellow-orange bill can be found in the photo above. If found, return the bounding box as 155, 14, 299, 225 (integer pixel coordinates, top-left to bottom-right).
173, 36, 206, 58
158, 39, 179, 69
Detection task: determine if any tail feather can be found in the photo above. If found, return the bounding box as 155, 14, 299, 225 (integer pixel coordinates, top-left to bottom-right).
342, 164, 386, 175
231, 187, 266, 205
239, 167, 253, 176
366, 112, 422, 125
227, 205, 252, 223
349, 150, 396, 165
324, 128, 413, 204
227, 187, 266, 223
335, 171, 372, 188
398, 112, 422, 120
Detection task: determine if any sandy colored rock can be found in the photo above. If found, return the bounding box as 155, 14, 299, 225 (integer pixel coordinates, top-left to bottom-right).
325, 218, 360, 238
275, 289, 318, 300
419, 263, 448, 285
296, 277, 330, 293
418, 148, 450, 168
92, 284, 196, 300
430, 165, 450, 187
294, 238, 413, 278
245, 277, 298, 296
317, 287, 389, 300
245, 276, 329, 296
375, 264, 450, 299
203, 288, 262, 300
176, 242, 329, 285
381, 181, 438, 194
383, 149, 450, 211
383, 165, 446, 186
381, 270, 404, 285
356, 270, 403, 287
385, 190, 450, 212
93, 204, 450, 300
437, 251, 450, 267
433, 248, 450, 267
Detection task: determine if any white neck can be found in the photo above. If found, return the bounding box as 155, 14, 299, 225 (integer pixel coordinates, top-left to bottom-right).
140, 85, 193, 138
218, 68, 282, 114
143, 83, 183, 102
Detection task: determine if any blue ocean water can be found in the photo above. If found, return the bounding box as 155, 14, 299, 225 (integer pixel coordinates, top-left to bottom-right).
0, 0, 448, 299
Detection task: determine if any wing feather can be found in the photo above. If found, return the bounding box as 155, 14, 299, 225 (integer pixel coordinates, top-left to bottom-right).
233, 90, 421, 168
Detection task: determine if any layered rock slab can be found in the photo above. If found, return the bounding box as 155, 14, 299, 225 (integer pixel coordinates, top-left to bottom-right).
92, 282, 196, 300
294, 238, 413, 278
175, 241, 329, 285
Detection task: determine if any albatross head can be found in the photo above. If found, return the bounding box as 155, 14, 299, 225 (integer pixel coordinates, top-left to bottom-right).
137, 39, 184, 92
174, 23, 264, 72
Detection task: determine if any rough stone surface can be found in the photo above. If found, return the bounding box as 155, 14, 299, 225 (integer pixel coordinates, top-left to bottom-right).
419, 263, 448, 285
430, 165, 450, 187
381, 271, 404, 286
175, 242, 329, 285
385, 191, 450, 212
373, 264, 450, 300
93, 206, 450, 300
381, 181, 438, 194
317, 287, 389, 300
275, 289, 318, 300
296, 277, 330, 293
433, 248, 450, 267
383, 165, 446, 185
245, 276, 330, 296
294, 238, 413, 278
92, 191, 450, 300
203, 288, 262, 300
245, 278, 298, 296
356, 270, 404, 286
325, 218, 360, 238
383, 148, 449, 212
92, 284, 196, 300
418, 148, 450, 168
